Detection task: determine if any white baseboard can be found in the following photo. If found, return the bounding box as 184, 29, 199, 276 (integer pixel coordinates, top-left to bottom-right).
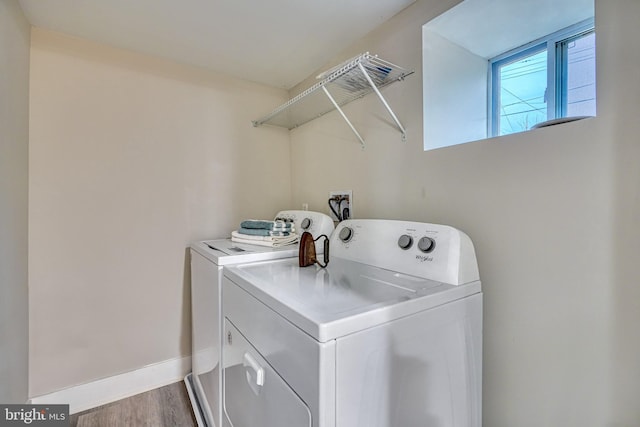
30, 356, 191, 414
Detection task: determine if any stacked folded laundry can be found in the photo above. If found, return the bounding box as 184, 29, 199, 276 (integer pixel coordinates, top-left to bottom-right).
231, 219, 298, 247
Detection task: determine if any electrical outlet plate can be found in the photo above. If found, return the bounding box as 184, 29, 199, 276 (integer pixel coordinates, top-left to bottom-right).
328, 190, 352, 222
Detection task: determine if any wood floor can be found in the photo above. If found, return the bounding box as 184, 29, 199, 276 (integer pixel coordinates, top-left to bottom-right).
69, 381, 197, 427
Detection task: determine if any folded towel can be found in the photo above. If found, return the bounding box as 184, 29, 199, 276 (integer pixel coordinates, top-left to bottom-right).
272, 225, 295, 231
238, 227, 292, 237
231, 230, 298, 242
240, 220, 294, 230
231, 231, 299, 247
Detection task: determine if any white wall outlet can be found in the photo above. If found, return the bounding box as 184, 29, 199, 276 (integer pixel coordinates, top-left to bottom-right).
328, 190, 352, 222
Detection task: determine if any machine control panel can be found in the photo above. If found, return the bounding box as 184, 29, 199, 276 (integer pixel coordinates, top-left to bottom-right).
300, 217, 312, 230
417, 236, 435, 253
339, 227, 354, 242
330, 219, 479, 285
274, 210, 334, 237
275, 210, 335, 254
397, 234, 413, 250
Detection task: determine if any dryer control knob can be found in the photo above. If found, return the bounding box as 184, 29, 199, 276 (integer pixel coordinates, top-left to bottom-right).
418, 237, 435, 253
301, 218, 312, 230
339, 227, 353, 242
398, 234, 413, 250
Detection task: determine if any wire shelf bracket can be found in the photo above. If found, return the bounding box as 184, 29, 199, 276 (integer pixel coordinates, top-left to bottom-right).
252, 53, 413, 148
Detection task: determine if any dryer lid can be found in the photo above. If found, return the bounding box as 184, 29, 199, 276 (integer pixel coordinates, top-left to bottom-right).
224, 257, 480, 342
191, 239, 299, 265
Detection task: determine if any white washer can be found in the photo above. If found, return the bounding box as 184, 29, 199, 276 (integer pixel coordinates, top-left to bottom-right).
221, 219, 482, 427
186, 210, 334, 427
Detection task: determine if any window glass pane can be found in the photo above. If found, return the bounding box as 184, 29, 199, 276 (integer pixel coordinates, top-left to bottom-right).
566, 32, 596, 117
497, 48, 547, 136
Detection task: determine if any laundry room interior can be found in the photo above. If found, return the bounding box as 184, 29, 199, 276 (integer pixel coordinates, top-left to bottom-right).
1, 0, 639, 426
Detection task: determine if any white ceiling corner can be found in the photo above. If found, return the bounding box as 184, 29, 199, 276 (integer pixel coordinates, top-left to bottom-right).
18, 0, 416, 89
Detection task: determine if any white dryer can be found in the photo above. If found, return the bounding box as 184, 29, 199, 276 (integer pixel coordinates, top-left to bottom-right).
221, 219, 482, 427
186, 210, 334, 427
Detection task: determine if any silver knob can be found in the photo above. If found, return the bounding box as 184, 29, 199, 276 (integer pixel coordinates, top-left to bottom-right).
397, 234, 413, 250
301, 218, 312, 230
339, 227, 353, 242
417, 237, 435, 253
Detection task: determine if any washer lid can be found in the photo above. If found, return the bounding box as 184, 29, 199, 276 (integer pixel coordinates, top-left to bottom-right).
190, 239, 299, 265
223, 257, 481, 342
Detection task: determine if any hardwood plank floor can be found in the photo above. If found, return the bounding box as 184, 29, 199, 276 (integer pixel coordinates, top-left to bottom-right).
70, 381, 197, 427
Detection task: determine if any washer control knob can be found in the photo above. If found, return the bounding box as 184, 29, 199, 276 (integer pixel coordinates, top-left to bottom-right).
301, 218, 312, 230
339, 227, 353, 242
397, 234, 413, 250
418, 237, 435, 253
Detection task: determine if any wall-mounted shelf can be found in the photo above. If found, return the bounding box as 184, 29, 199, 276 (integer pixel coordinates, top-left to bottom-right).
252, 53, 413, 147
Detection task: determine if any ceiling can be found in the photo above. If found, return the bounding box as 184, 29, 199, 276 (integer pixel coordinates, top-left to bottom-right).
425, 0, 594, 59
19, 0, 415, 89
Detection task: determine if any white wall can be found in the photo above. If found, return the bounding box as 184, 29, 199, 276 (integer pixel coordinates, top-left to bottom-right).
28, 28, 291, 397
423, 29, 487, 149
0, 0, 30, 404
290, 0, 638, 425
604, 1, 640, 424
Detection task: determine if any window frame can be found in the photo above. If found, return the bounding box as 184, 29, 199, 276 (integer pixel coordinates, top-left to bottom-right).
488, 18, 595, 137
490, 43, 547, 137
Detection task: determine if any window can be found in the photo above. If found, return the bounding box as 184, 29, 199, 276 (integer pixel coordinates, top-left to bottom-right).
490, 20, 596, 136
422, 0, 595, 151
491, 45, 547, 136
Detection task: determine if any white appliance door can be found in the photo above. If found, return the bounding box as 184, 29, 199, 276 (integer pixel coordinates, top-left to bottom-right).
335, 294, 482, 427
223, 319, 312, 427
191, 250, 221, 427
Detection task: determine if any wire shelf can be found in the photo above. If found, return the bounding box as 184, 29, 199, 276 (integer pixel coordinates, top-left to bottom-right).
252, 53, 413, 145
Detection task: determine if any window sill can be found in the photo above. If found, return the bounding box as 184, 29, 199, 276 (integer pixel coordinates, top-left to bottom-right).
530, 116, 594, 129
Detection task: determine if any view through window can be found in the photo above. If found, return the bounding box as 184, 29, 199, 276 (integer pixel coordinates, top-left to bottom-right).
492, 23, 595, 136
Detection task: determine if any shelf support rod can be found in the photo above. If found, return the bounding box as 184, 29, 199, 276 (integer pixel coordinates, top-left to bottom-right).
357, 62, 407, 142
321, 86, 365, 148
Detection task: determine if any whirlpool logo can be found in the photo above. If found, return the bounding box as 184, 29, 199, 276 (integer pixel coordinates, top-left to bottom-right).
1, 405, 68, 426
